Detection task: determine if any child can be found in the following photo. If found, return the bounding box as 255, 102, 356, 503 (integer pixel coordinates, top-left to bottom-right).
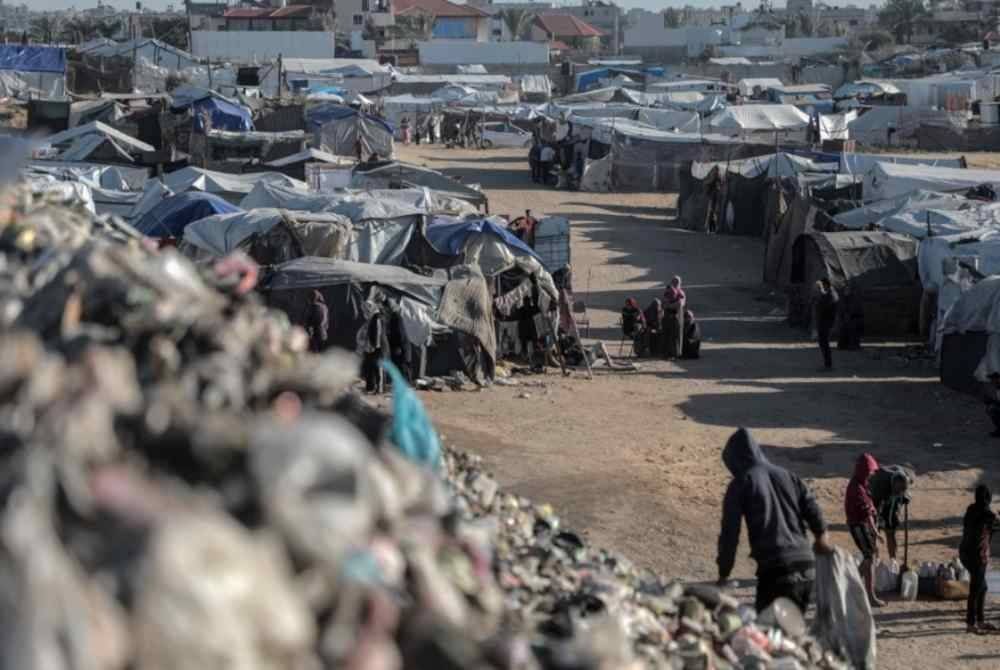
960, 485, 997, 634
846, 453, 885, 607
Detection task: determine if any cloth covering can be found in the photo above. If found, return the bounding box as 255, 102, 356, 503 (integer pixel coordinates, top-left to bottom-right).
864, 162, 1000, 202
436, 274, 496, 365
134, 192, 241, 238
813, 547, 877, 670
264, 257, 446, 306
706, 105, 811, 132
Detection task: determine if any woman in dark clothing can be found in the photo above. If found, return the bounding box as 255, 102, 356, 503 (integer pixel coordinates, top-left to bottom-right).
518, 295, 539, 365
622, 298, 647, 357
643, 298, 665, 357
306, 289, 329, 352
837, 283, 864, 350
682, 309, 701, 359
663, 276, 686, 359
960, 485, 997, 634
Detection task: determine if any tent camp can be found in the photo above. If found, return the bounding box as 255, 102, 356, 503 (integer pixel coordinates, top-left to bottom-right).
161, 167, 308, 204
262, 258, 496, 382
350, 161, 488, 211
306, 103, 394, 159
835, 191, 1000, 238
133, 192, 241, 238
939, 276, 1000, 394
705, 105, 811, 143
789, 231, 921, 333
170, 86, 254, 133
864, 163, 1000, 202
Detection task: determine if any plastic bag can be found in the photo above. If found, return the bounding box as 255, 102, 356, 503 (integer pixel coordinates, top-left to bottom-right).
383, 360, 441, 470
813, 547, 877, 670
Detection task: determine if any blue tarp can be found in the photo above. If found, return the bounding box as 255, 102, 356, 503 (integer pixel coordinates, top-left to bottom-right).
133, 192, 241, 238
191, 96, 254, 133
433, 17, 475, 39
576, 68, 609, 93
305, 103, 393, 134
425, 217, 541, 262
0, 45, 65, 73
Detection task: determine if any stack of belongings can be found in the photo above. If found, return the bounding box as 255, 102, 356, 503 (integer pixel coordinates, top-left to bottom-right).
0, 181, 850, 668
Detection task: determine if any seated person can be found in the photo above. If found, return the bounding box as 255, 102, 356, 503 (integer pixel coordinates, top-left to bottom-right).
683, 309, 701, 359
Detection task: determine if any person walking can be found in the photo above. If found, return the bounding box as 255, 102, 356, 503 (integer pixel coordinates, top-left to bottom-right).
960, 485, 997, 634
529, 142, 542, 183
306, 289, 329, 353
717, 427, 833, 613
845, 453, 886, 607
663, 276, 686, 359
815, 278, 838, 370
539, 144, 556, 186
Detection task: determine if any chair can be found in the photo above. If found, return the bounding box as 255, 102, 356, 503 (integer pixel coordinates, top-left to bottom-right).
572, 299, 590, 338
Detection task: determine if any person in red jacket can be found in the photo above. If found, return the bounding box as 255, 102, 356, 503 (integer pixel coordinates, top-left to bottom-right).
846, 452, 886, 607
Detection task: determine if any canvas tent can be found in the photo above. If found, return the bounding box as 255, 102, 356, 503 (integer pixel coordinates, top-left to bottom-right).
939, 276, 1000, 394
0, 45, 65, 97
705, 105, 811, 143
262, 258, 496, 382
846, 106, 949, 147
789, 231, 921, 333
306, 104, 394, 159
864, 163, 1000, 202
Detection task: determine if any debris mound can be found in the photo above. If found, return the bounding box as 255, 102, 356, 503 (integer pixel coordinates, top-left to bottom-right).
0, 183, 847, 669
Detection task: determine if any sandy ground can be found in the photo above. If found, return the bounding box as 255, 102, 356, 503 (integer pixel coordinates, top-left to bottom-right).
397, 143, 1000, 669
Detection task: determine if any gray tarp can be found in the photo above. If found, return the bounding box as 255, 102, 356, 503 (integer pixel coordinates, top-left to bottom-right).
350, 161, 488, 210
239, 181, 476, 218
317, 114, 394, 160
264, 257, 446, 306
182, 209, 352, 258
162, 167, 308, 203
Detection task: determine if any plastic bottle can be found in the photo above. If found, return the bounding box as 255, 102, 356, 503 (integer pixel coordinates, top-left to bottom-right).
901, 570, 919, 601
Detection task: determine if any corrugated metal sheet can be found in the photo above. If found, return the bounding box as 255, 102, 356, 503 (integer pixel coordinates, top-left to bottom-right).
416, 40, 549, 65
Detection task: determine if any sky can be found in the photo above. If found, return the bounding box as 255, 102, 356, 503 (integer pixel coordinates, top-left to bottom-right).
26, 0, 875, 17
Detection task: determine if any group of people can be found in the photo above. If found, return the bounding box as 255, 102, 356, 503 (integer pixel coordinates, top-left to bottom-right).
398, 116, 440, 146
621, 277, 701, 360
717, 428, 996, 635
528, 128, 588, 189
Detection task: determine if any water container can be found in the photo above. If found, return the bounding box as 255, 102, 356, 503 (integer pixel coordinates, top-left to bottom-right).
901, 570, 919, 601
986, 570, 1000, 595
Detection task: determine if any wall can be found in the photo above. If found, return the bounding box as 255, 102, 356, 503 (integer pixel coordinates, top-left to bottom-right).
191, 31, 337, 62
417, 40, 549, 65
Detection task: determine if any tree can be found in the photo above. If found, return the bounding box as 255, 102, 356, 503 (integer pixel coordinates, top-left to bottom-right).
145, 16, 189, 50
499, 8, 535, 41
663, 7, 681, 28
30, 16, 59, 44
938, 22, 979, 45
878, 0, 927, 44
856, 29, 895, 51
388, 11, 435, 45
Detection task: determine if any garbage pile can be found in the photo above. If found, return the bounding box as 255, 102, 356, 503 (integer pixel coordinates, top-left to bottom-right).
0, 182, 849, 669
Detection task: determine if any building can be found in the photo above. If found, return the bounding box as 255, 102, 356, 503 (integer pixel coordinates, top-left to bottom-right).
335, 0, 394, 44
531, 13, 603, 53
558, 1, 623, 54
393, 0, 491, 42
467, 1, 553, 42
187, 2, 231, 32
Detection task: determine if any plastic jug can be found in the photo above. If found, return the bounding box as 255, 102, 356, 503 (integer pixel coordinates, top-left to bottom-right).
900, 570, 919, 601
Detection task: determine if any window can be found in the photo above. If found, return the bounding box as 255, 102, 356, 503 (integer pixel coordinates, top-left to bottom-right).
353, 13, 363, 24
362, 0, 369, 11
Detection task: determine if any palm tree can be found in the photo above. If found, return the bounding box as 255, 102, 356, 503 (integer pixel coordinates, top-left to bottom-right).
498, 8, 534, 41
878, 0, 928, 44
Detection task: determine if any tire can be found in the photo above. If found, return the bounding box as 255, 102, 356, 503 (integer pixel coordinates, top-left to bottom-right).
481, 139, 494, 149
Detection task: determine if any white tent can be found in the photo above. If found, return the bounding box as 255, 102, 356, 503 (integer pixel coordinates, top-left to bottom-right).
737, 78, 784, 97
635, 108, 701, 133
864, 162, 1000, 202
846, 106, 949, 147
161, 168, 308, 203
705, 104, 810, 142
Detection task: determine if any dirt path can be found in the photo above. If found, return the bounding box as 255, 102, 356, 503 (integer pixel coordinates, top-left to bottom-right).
398, 144, 1000, 669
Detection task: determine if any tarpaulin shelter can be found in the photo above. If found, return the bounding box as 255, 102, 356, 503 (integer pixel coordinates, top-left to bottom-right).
351, 161, 488, 211
864, 163, 1000, 202
133, 192, 241, 238
705, 104, 811, 143
846, 106, 949, 148
0, 45, 66, 97
180, 209, 355, 266
161, 167, 308, 205
939, 276, 1000, 394
262, 258, 496, 382
306, 103, 394, 159
239, 181, 477, 219
737, 78, 784, 97
170, 86, 254, 133
789, 231, 921, 333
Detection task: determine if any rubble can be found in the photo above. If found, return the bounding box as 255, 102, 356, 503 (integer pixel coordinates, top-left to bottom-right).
0, 182, 849, 669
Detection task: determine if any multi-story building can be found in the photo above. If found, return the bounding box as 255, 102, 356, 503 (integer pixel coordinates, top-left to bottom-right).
335, 0, 394, 43
530, 12, 603, 53
558, 1, 623, 54
393, 0, 491, 42
467, 0, 552, 41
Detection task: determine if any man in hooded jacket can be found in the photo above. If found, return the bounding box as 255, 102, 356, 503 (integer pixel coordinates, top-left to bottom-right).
717, 428, 833, 613
306, 289, 330, 353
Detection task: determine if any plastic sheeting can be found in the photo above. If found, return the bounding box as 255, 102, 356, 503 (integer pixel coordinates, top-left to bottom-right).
691, 153, 837, 180
919, 230, 1000, 291
0, 45, 65, 73
183, 209, 350, 257
351, 161, 486, 209
635, 109, 700, 133
134, 192, 242, 238
264, 257, 446, 306
737, 78, 783, 97
425, 217, 539, 261
45, 122, 155, 155
813, 548, 877, 670
864, 163, 1000, 202
308, 104, 394, 159
818, 111, 857, 141
847, 106, 950, 147
706, 104, 810, 131
162, 168, 308, 202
